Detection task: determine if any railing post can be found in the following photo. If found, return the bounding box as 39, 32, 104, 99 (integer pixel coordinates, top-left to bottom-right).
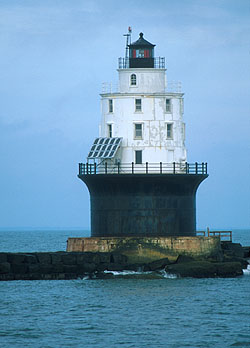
160, 162, 162, 174
105, 162, 107, 174
146, 162, 148, 174
205, 162, 207, 174
173, 162, 176, 174
86, 163, 89, 174
132, 162, 134, 174
185, 162, 188, 174
83, 163, 85, 175
207, 227, 210, 237
201, 162, 204, 174
79, 163, 81, 175
195, 162, 198, 174
118, 162, 120, 174
94, 162, 97, 174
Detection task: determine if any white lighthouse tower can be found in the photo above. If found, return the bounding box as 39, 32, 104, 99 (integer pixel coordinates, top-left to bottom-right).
88, 32, 186, 173
78, 30, 207, 238
101, 32, 186, 168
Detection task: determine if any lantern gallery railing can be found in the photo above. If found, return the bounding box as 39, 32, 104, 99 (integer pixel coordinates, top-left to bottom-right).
118, 57, 165, 69
78, 162, 208, 176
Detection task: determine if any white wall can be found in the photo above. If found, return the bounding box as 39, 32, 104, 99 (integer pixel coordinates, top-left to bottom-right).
99, 68, 187, 169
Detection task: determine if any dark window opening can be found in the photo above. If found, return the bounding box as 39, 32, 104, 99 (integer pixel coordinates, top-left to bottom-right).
135, 150, 142, 164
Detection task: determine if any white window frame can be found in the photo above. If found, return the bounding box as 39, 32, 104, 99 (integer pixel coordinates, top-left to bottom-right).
130, 74, 137, 86
135, 150, 142, 164
165, 98, 172, 113
166, 123, 173, 139
134, 123, 143, 139
135, 98, 142, 112
107, 124, 112, 138
108, 99, 113, 113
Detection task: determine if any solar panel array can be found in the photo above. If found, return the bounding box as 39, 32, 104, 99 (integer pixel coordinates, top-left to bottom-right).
87, 137, 122, 159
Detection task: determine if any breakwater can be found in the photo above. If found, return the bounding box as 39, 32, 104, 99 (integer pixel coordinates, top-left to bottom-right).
0, 241, 249, 280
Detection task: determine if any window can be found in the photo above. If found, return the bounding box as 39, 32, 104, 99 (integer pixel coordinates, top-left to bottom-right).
167, 124, 173, 139
131, 74, 136, 86
107, 124, 112, 138
135, 98, 142, 112
166, 99, 171, 113
135, 150, 142, 164
134, 123, 142, 139
109, 99, 113, 113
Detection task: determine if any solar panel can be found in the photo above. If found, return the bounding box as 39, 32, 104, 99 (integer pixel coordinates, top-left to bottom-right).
87, 137, 122, 159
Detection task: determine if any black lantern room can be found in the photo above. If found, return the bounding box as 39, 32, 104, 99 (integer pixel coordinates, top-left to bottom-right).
129, 32, 155, 68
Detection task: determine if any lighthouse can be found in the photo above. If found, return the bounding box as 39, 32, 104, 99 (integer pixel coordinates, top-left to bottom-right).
77, 31, 208, 239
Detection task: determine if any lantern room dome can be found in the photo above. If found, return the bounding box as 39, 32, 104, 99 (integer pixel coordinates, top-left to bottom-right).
129, 32, 155, 48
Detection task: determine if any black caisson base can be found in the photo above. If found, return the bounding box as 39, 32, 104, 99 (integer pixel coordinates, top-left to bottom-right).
79, 174, 208, 237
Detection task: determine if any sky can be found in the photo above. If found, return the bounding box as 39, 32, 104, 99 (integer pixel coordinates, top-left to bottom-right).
0, 0, 249, 230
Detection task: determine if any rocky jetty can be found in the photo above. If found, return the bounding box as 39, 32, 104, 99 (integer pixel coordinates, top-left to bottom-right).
0, 242, 249, 280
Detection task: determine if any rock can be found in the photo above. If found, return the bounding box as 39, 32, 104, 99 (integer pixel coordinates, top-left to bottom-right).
106, 263, 125, 271
165, 261, 217, 278
11, 263, 28, 274
25, 254, 37, 264
0, 262, 11, 274
64, 265, 79, 274
214, 262, 243, 277
7, 253, 26, 264
0, 253, 7, 263
51, 252, 63, 264
0, 273, 15, 281
82, 262, 97, 273
28, 264, 41, 273
76, 252, 97, 264
165, 261, 243, 278
110, 253, 128, 264
147, 258, 171, 271
36, 253, 51, 264
221, 242, 244, 258
223, 255, 249, 269
243, 247, 250, 258
176, 255, 195, 263
61, 253, 77, 265
39, 264, 56, 274
98, 253, 111, 263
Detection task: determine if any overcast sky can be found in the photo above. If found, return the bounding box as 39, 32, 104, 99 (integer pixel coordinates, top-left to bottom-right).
0, 0, 249, 231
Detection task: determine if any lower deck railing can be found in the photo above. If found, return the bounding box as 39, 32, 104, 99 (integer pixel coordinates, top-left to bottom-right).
79, 162, 208, 175
197, 228, 232, 242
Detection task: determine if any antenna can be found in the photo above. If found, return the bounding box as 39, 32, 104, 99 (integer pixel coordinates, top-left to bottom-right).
123, 26, 132, 67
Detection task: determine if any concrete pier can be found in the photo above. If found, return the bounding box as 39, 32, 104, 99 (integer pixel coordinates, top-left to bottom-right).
67, 235, 221, 264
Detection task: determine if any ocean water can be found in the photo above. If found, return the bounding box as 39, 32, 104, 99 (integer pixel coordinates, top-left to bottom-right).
0, 229, 250, 348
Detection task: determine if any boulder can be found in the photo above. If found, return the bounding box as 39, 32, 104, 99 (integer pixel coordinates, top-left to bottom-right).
25, 254, 37, 264
223, 255, 249, 269
7, 253, 26, 264
221, 242, 244, 258
61, 253, 77, 265
176, 255, 195, 263
36, 253, 51, 264
165, 261, 243, 278
147, 257, 171, 271
165, 261, 217, 278
0, 253, 7, 263
11, 263, 28, 274
51, 252, 63, 264
0, 262, 11, 274
214, 262, 243, 277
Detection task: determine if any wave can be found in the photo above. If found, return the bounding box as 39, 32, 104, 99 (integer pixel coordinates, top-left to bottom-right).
243, 264, 250, 276
103, 269, 178, 279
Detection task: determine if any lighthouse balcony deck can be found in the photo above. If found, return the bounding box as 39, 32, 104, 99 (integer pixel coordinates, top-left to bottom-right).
78, 162, 208, 176
118, 57, 165, 69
